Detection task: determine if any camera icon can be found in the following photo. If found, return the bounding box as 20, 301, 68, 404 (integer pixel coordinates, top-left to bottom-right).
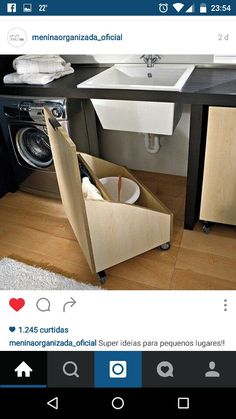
109, 361, 127, 378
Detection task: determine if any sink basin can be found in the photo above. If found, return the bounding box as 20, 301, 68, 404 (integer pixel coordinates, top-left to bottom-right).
90, 99, 183, 135
77, 64, 194, 135
77, 64, 195, 91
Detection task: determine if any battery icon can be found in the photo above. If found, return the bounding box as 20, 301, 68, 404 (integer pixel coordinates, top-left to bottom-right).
200, 3, 207, 13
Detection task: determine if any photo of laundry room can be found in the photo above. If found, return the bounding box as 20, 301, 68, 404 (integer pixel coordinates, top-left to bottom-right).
0, 54, 235, 290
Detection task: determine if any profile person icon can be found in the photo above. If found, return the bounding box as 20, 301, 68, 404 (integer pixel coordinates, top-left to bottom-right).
205, 361, 220, 378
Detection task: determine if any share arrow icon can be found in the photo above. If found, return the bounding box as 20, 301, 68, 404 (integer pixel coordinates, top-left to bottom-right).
63, 297, 77, 312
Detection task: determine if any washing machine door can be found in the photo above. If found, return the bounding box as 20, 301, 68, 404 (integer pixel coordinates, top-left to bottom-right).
16, 126, 53, 168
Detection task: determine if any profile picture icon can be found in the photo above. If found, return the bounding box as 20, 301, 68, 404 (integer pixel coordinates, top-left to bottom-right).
205, 361, 220, 378
7, 28, 27, 47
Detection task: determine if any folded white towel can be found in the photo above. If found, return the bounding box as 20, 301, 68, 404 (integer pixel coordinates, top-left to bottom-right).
82, 177, 104, 201
3, 64, 74, 85
13, 55, 68, 74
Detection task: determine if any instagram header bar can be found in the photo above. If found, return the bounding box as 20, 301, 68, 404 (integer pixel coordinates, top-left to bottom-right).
1, 17, 236, 54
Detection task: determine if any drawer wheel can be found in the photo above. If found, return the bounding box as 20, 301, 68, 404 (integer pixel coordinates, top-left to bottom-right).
97, 270, 106, 284
159, 242, 171, 251
203, 221, 212, 234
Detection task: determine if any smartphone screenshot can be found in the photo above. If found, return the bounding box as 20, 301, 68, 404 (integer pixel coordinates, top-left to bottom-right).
0, 0, 236, 416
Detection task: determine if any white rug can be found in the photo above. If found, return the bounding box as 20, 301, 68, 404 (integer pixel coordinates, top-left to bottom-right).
0, 258, 101, 290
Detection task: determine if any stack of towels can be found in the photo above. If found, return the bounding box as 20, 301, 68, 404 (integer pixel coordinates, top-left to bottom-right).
3, 55, 74, 85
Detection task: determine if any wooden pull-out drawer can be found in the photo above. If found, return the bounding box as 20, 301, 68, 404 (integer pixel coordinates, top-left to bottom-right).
44, 108, 173, 275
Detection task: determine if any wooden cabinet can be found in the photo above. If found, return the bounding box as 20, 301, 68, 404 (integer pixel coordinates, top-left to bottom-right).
200, 106, 236, 226
44, 108, 173, 282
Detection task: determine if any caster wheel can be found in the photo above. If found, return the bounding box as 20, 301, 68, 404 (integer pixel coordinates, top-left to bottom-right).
160, 242, 171, 251
203, 221, 212, 234
97, 270, 106, 284
99, 276, 106, 285
203, 225, 211, 234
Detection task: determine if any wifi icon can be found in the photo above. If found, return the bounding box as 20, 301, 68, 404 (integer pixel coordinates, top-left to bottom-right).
173, 3, 185, 12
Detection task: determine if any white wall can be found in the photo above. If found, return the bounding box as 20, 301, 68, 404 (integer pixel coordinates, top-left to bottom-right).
64, 54, 214, 64
99, 105, 191, 177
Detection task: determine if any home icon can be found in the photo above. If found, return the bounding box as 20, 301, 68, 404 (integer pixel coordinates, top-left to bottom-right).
14, 361, 33, 378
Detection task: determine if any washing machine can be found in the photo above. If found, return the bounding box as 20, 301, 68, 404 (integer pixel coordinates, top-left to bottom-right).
3, 97, 90, 198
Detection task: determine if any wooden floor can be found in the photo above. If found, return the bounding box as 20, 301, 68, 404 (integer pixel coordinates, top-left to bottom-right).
0, 170, 236, 290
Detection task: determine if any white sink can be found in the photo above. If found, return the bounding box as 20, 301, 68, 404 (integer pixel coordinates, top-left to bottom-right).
77, 64, 194, 135
78, 64, 195, 91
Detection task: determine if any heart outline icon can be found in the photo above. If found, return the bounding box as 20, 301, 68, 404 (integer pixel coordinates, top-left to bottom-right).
9, 298, 25, 312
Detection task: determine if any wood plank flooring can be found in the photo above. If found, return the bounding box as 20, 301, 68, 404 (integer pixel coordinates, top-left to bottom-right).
0, 170, 235, 289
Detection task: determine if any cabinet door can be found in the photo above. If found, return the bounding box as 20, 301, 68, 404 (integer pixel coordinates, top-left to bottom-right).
44, 108, 95, 272
200, 106, 236, 225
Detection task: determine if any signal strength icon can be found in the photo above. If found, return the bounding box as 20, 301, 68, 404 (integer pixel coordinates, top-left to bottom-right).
186, 4, 195, 13
173, 3, 185, 12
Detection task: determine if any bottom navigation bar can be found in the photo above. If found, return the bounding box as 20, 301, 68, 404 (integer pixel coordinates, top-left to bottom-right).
0, 351, 236, 388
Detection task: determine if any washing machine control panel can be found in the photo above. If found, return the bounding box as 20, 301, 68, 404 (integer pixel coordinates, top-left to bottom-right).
18, 100, 66, 122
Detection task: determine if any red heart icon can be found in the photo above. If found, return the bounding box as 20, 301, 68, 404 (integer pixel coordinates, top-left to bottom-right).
9, 298, 25, 312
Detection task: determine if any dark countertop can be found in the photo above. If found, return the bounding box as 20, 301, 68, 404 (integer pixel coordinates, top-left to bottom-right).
1, 65, 236, 106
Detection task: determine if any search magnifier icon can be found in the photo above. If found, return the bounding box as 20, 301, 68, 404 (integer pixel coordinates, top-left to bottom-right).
62, 361, 79, 378
36, 298, 51, 312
